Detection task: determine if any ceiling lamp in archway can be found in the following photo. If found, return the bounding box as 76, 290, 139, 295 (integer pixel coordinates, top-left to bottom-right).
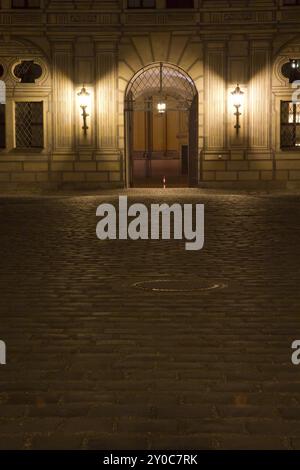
157, 101, 167, 114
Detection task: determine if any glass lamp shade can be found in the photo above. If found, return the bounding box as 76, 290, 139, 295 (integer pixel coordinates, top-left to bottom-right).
157, 102, 166, 114
231, 84, 244, 108
77, 86, 90, 108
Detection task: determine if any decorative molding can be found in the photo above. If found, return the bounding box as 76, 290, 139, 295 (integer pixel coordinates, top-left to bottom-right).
47, 13, 119, 26
0, 13, 43, 25
124, 12, 196, 26
202, 11, 275, 25
0, 5, 296, 30
10, 58, 49, 86
0, 40, 50, 89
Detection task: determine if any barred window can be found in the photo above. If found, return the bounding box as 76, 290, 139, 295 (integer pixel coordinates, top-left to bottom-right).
281, 101, 300, 149
0, 103, 5, 148
12, 0, 40, 8
283, 0, 300, 5
15, 102, 43, 149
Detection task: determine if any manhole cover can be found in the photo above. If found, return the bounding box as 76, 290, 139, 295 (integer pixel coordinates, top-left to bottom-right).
133, 280, 227, 293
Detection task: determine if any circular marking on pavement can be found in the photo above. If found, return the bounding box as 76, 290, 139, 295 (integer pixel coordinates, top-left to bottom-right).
133, 280, 227, 293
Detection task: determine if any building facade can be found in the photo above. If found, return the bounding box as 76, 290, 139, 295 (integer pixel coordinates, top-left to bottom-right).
0, 0, 300, 189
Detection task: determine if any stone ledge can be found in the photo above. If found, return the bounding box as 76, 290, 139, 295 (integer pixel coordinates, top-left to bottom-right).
198, 181, 288, 190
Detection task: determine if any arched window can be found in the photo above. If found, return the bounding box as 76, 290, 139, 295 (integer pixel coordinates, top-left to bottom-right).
13, 61, 42, 83
281, 61, 300, 83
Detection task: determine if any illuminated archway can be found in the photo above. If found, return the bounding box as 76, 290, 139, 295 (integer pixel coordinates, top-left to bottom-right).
124, 63, 199, 188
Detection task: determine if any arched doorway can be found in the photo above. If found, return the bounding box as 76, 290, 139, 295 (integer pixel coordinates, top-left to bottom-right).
125, 63, 198, 188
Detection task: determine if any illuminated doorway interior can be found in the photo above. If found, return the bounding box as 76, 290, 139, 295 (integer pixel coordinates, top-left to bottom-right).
125, 63, 198, 188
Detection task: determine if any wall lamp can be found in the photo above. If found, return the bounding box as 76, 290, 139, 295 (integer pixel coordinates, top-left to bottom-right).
77, 85, 90, 135
231, 84, 244, 134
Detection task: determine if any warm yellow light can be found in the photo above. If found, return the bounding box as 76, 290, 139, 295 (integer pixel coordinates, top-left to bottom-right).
157, 102, 166, 114
231, 84, 244, 109
77, 85, 91, 135
77, 86, 90, 109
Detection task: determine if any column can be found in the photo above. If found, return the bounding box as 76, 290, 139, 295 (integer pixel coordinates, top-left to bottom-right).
53, 42, 74, 156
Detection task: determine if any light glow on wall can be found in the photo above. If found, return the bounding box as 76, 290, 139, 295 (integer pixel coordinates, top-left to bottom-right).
76, 85, 92, 136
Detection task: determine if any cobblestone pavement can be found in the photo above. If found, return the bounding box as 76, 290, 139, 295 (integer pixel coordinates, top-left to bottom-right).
1, 189, 300, 450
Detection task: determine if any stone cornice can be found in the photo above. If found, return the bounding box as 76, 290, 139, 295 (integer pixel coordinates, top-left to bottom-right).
0, 5, 299, 31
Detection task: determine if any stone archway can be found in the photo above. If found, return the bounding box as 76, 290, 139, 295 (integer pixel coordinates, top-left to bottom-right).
118, 33, 204, 187
124, 62, 198, 188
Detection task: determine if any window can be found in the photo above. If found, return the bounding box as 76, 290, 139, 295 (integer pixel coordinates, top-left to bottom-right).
281, 101, 300, 149
281, 61, 300, 83
128, 0, 155, 8
12, 0, 40, 8
0, 104, 5, 148
283, 0, 300, 5
15, 102, 43, 149
13, 61, 42, 83
166, 0, 194, 7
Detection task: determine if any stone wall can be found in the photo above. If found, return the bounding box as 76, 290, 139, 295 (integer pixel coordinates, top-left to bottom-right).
0, 0, 299, 188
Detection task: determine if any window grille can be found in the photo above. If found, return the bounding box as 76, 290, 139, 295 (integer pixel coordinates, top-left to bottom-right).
281, 101, 300, 149
127, 63, 196, 108
15, 101, 43, 149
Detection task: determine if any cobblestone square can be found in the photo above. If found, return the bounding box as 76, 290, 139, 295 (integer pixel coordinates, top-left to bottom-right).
0, 189, 300, 450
